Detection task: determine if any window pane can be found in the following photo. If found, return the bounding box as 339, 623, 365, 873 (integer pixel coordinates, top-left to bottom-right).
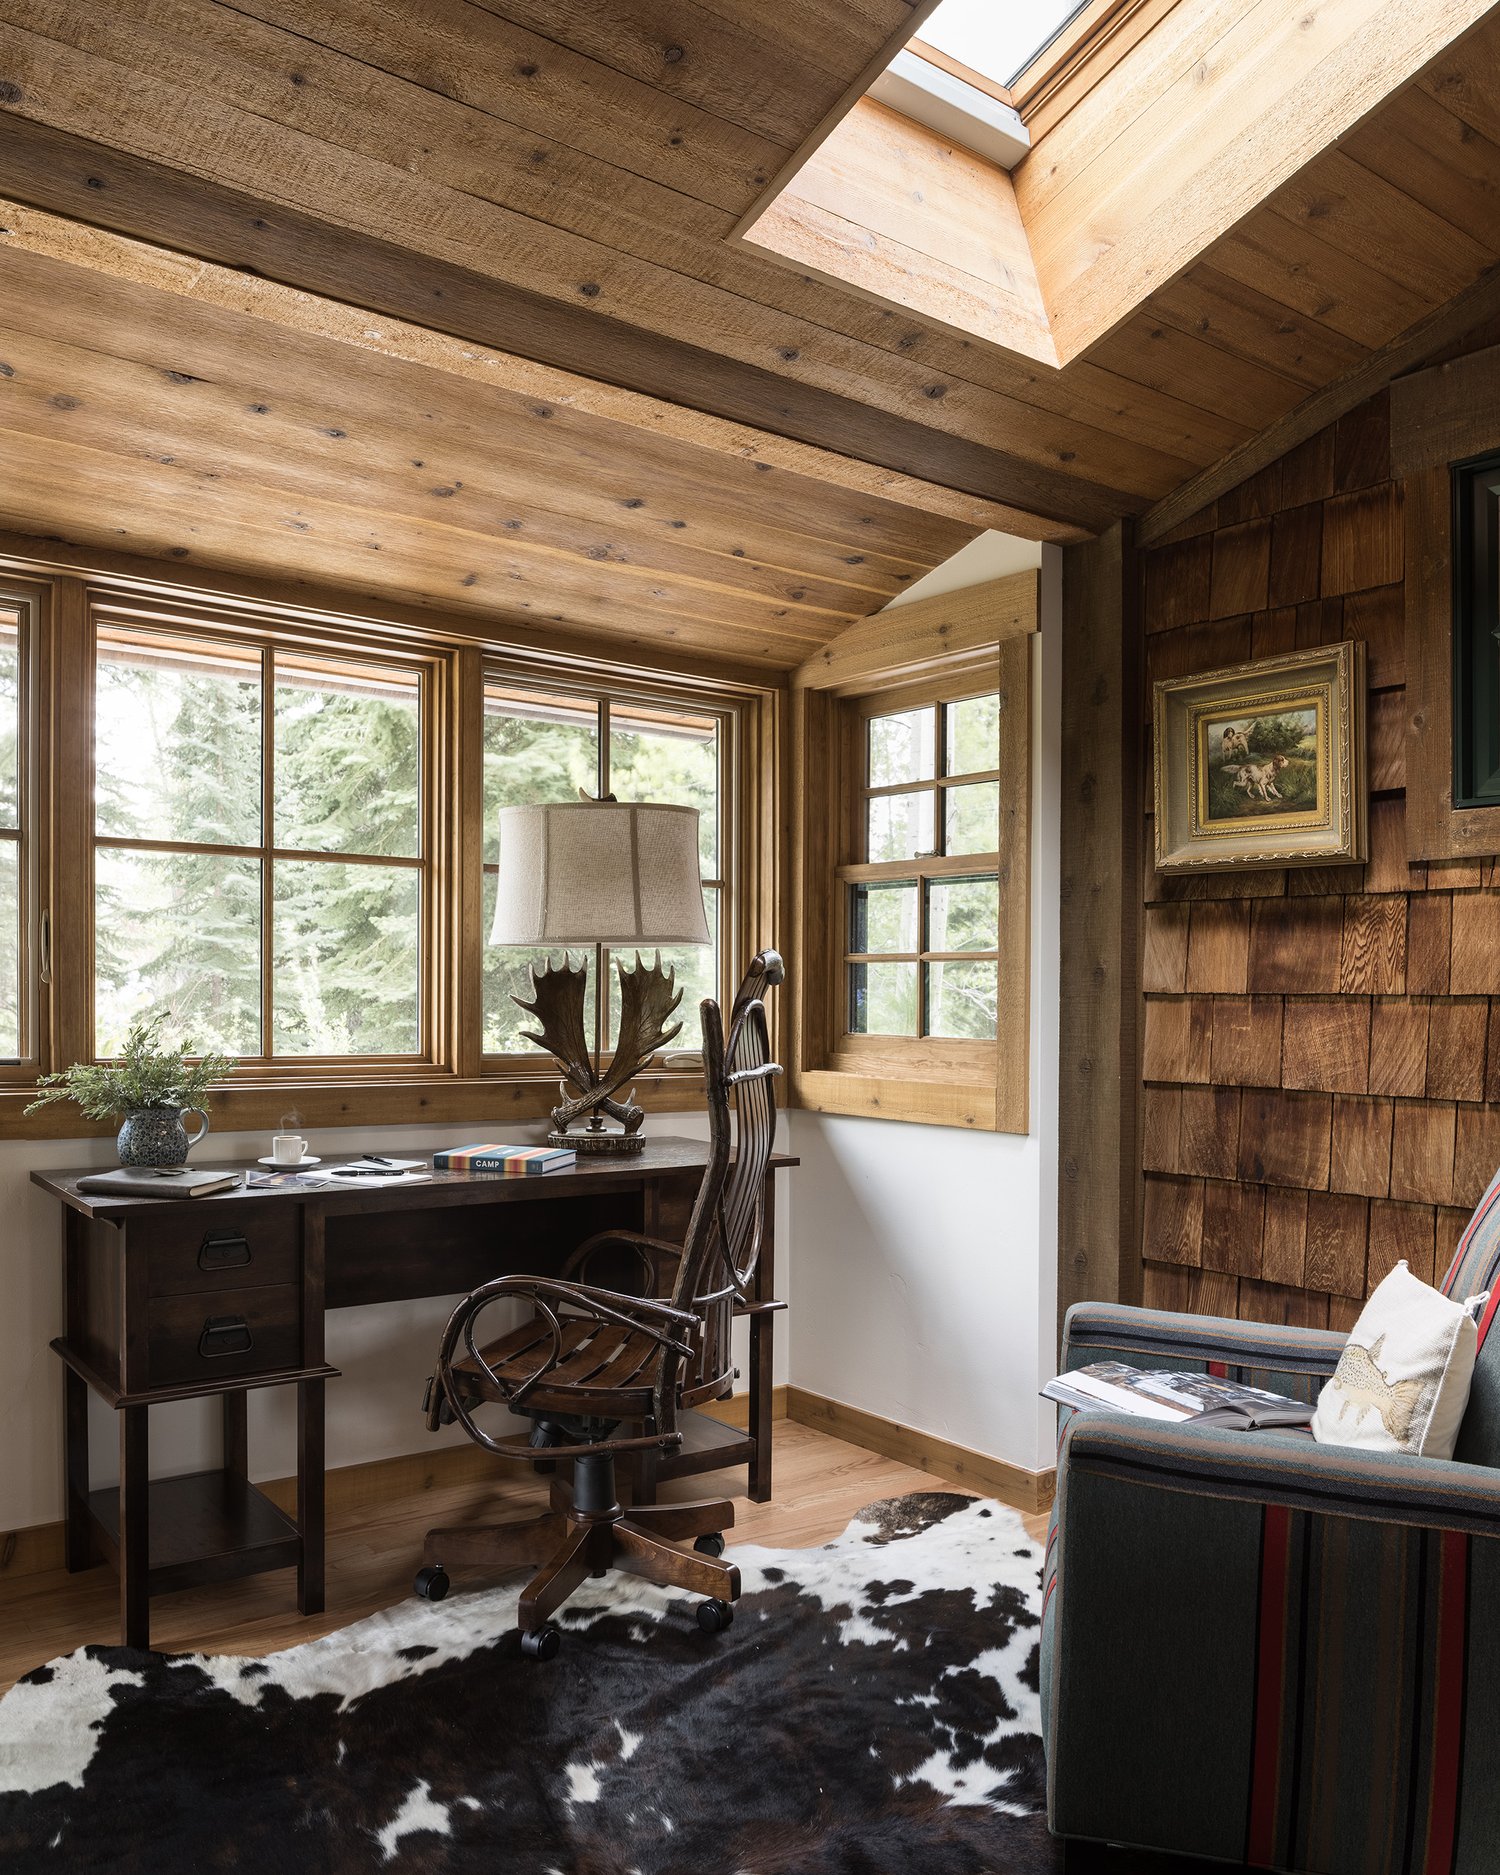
928, 876, 998, 951
484, 687, 599, 865
868, 789, 934, 862
944, 781, 999, 855
850, 881, 918, 954
868, 707, 936, 788
0, 610, 19, 831
946, 692, 1000, 776
848, 960, 917, 1035
611, 703, 719, 874
926, 959, 998, 1040
482, 869, 600, 1056
605, 887, 718, 1056
276, 658, 420, 858
95, 631, 261, 846
272, 861, 419, 1053
95, 848, 260, 1056
0, 839, 17, 1059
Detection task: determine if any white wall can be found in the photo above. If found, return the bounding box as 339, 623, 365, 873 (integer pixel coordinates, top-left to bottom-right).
2, 1112, 790, 1529
786, 539, 1061, 1477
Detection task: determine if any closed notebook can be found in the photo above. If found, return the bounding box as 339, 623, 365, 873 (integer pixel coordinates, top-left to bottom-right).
433, 1144, 576, 1174
76, 1167, 241, 1200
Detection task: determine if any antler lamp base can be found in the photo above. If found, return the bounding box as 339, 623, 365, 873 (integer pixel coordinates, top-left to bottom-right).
515, 953, 688, 1155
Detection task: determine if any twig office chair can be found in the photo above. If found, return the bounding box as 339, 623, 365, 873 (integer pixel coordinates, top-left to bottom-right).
414, 971, 782, 1660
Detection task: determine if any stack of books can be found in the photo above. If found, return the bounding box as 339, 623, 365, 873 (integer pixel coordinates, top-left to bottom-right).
433, 1143, 577, 1175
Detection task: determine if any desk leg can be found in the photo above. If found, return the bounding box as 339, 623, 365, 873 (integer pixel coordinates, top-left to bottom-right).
748, 1178, 776, 1504
64, 1367, 91, 1574
298, 1377, 325, 1616
222, 1390, 248, 1482
118, 1406, 150, 1650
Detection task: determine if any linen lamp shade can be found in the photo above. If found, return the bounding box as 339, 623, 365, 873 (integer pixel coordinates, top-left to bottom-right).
490, 801, 710, 948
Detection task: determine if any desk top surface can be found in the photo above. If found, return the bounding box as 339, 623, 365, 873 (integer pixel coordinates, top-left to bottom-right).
33, 1135, 798, 1221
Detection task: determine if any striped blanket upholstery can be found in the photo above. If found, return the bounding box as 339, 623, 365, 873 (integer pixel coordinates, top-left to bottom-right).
1042, 1289, 1500, 1874
1440, 1165, 1500, 1467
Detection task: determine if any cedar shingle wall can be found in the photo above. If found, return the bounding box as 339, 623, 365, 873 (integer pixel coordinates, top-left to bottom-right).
1140, 386, 1498, 1332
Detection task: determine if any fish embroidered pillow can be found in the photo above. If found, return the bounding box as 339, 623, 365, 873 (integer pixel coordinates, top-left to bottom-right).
1312, 1261, 1489, 1459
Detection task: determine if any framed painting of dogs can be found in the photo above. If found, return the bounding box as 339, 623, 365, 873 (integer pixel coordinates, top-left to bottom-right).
1153, 643, 1367, 872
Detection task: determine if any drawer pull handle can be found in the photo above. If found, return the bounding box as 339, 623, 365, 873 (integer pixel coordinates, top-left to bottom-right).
198, 1231, 252, 1272
199, 1316, 253, 1359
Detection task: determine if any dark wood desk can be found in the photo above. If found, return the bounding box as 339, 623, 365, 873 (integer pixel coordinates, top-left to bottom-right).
33, 1139, 795, 1647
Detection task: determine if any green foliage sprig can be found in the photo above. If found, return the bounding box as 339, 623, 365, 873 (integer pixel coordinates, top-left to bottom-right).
25, 1016, 236, 1120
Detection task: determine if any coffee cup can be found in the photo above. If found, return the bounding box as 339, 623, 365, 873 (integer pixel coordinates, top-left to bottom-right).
271, 1134, 308, 1166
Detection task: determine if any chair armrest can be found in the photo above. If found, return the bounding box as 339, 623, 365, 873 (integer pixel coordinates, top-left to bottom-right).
560, 1229, 681, 1293
1063, 1300, 1346, 1381
462, 1273, 698, 1338
1061, 1414, 1500, 1537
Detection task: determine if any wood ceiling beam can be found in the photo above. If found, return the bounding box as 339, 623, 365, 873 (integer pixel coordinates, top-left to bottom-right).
0, 107, 1110, 538
0, 193, 1091, 546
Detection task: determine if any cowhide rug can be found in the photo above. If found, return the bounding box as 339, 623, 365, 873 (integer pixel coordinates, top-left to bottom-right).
0, 1491, 1061, 1874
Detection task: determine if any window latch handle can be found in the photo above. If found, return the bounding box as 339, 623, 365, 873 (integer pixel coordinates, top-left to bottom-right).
38, 907, 51, 987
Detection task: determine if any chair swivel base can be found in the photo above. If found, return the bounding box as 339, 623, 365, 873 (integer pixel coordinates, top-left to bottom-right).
415, 1453, 739, 1657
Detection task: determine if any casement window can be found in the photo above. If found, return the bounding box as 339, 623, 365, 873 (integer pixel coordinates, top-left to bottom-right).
0, 558, 774, 1134
91, 614, 432, 1065
480, 672, 729, 1059
1452, 450, 1500, 809
0, 587, 38, 1075
794, 615, 1033, 1132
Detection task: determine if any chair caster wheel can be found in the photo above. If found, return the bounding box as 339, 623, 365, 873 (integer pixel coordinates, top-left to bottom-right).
694, 1532, 726, 1558
414, 1565, 449, 1602
697, 1598, 735, 1633
521, 1623, 561, 1661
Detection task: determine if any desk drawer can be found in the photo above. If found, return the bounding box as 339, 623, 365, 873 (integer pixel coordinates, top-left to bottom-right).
145, 1212, 299, 1298
147, 1284, 303, 1389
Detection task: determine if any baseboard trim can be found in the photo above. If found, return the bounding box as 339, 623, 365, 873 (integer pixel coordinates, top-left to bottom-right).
784, 1387, 1055, 1515
0, 1389, 794, 1581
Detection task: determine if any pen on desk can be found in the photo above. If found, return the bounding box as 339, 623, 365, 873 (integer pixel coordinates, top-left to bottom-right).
362, 1154, 397, 1166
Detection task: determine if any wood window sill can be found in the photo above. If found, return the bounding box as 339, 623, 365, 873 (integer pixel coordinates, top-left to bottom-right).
793, 1066, 1017, 1133
0, 1071, 709, 1141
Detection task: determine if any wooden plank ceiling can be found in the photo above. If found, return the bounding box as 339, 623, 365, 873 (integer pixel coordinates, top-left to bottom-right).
0, 0, 1493, 663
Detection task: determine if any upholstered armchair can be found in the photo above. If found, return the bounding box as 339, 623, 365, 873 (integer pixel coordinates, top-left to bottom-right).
1041, 1170, 1500, 1874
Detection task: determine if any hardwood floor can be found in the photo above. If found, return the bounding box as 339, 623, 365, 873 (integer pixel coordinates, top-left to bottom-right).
0, 1420, 1045, 1692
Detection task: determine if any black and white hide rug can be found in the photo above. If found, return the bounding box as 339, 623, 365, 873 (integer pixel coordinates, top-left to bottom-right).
0, 1492, 1061, 1874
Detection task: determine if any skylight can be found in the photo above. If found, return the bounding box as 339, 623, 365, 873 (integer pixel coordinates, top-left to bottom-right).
917, 0, 1089, 88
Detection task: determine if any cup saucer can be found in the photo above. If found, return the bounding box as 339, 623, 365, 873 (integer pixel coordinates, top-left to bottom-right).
256, 1155, 322, 1168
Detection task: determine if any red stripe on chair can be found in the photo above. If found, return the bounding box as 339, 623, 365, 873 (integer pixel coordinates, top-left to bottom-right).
1442, 1179, 1500, 1294
1247, 1504, 1293, 1869
1422, 1532, 1469, 1875
1041, 1575, 1058, 1625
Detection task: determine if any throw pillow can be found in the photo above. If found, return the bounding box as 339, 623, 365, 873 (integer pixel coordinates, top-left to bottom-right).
1312, 1260, 1488, 1459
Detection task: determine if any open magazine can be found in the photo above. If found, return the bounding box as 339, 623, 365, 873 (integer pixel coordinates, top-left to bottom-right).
1043, 1361, 1314, 1430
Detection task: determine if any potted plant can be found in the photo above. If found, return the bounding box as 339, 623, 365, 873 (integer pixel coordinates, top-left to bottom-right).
26, 1016, 237, 1165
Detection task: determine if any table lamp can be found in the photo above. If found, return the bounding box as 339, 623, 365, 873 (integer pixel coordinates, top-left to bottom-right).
490, 798, 711, 1154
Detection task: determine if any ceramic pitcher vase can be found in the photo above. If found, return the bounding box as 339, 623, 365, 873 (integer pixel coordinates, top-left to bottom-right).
116, 1105, 210, 1167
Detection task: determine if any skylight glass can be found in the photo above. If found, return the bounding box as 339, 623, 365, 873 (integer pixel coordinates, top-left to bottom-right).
917, 0, 1089, 88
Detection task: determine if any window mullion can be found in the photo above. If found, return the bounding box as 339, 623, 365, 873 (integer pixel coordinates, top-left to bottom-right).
261, 643, 275, 1063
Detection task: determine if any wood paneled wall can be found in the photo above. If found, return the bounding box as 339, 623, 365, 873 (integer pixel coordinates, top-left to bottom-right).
1139, 373, 1500, 1331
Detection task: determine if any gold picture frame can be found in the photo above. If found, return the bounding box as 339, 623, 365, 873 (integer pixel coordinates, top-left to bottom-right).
1153, 643, 1366, 872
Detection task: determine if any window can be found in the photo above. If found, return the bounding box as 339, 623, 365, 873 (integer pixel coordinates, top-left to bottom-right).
92, 620, 428, 1062
847, 686, 1002, 1043
481, 677, 725, 1057
793, 603, 1034, 1133
0, 599, 28, 1065
0, 554, 773, 1131
916, 0, 1089, 88
1453, 450, 1500, 809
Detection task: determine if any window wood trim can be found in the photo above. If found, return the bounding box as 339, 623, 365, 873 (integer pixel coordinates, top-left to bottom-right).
1393, 344, 1500, 862
791, 628, 1033, 1132
0, 550, 783, 1137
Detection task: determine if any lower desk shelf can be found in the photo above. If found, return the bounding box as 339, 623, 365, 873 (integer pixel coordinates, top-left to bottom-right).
87, 1469, 303, 1597
656, 1407, 756, 1482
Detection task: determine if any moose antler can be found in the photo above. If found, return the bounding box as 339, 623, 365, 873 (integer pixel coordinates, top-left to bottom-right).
514, 952, 688, 1150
